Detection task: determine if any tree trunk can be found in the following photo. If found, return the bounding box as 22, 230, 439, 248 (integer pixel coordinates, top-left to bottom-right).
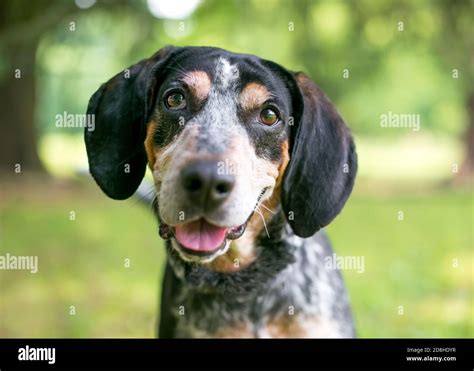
453, 92, 474, 185
0, 0, 49, 175
0, 1, 134, 176
0, 40, 44, 174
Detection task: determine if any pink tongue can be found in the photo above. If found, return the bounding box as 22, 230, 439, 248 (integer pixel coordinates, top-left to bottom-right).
175, 219, 227, 252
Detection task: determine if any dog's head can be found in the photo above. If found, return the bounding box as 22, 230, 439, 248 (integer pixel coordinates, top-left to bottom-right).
85, 46, 357, 268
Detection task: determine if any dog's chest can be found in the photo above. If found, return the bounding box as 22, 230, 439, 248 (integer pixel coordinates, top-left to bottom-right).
169, 236, 354, 338
170, 287, 344, 338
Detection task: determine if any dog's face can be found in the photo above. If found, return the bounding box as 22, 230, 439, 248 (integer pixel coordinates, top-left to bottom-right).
146, 50, 293, 264
85, 46, 357, 268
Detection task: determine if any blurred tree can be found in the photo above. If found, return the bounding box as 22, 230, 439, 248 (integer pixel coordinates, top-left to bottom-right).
0, 0, 154, 174
0, 0, 77, 173
436, 0, 474, 184
291, 0, 473, 183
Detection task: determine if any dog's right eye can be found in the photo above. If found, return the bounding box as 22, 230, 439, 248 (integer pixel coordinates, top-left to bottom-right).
164, 91, 186, 110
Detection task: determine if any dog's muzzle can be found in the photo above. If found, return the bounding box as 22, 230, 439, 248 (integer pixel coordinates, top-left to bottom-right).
159, 159, 247, 257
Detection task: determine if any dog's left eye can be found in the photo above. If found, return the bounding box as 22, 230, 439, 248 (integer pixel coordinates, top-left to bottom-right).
165, 91, 186, 110
259, 108, 279, 126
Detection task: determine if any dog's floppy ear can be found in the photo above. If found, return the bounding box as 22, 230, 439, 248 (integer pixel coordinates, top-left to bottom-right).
282, 72, 357, 238
85, 46, 178, 200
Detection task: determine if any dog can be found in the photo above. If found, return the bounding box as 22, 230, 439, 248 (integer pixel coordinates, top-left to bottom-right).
84, 46, 357, 338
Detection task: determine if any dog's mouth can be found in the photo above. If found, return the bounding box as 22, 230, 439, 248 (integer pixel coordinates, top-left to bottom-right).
159, 218, 247, 257
158, 189, 267, 258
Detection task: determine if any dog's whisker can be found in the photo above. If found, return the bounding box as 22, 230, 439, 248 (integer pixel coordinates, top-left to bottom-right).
164, 65, 187, 74
259, 203, 276, 214
165, 56, 188, 74
255, 207, 270, 238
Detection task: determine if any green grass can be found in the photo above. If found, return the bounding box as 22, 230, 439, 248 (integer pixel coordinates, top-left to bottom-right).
0, 183, 165, 337
0, 182, 472, 338
327, 189, 473, 337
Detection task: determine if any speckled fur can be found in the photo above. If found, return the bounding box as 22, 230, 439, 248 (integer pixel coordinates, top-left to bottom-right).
159, 211, 355, 338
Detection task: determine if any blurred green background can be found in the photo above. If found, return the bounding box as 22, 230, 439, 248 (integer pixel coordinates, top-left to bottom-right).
0, 0, 472, 338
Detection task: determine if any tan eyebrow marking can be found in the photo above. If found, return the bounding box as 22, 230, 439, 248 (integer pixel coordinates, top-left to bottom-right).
181, 70, 211, 102
240, 82, 272, 111
144, 120, 159, 169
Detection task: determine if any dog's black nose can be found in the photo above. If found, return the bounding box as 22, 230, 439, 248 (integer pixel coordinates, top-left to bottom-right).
181, 160, 235, 209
